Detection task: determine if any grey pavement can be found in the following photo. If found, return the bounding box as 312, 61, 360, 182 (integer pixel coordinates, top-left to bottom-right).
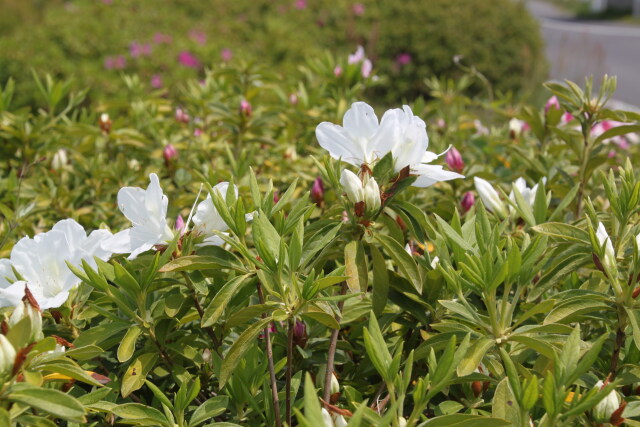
526, 0, 640, 106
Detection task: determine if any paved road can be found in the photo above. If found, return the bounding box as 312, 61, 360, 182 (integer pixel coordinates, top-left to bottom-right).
526, 0, 640, 106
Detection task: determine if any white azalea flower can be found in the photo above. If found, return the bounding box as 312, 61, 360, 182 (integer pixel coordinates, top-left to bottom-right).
0, 259, 22, 308
102, 173, 174, 260
593, 380, 620, 423
8, 219, 113, 309
316, 102, 463, 188
596, 222, 616, 272
474, 177, 508, 218
509, 177, 545, 207
192, 182, 252, 246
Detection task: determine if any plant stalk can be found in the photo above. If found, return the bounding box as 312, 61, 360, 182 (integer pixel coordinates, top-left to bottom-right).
258, 283, 282, 427
323, 281, 348, 403
286, 318, 294, 426
609, 308, 628, 379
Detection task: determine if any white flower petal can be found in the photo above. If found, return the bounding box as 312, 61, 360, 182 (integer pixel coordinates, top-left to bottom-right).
411, 165, 464, 188
342, 102, 379, 140
316, 122, 367, 167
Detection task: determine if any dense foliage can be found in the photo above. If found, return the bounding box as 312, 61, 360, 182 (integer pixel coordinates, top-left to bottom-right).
0, 0, 546, 106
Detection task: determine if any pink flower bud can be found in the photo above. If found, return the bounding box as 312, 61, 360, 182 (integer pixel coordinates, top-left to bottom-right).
240, 99, 252, 117
461, 191, 475, 213
273, 190, 280, 204
150, 74, 163, 88
310, 177, 325, 205
545, 96, 560, 113
396, 53, 412, 66
295, 0, 307, 10
178, 51, 200, 68
289, 93, 298, 105
220, 48, 233, 62
163, 144, 178, 165
445, 147, 464, 173
293, 320, 307, 347
175, 108, 190, 123
361, 59, 372, 78
194, 128, 203, 137
334, 66, 343, 77
175, 215, 185, 235
352, 3, 365, 16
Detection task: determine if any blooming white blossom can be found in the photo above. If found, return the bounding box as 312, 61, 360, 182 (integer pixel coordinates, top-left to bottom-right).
593, 380, 620, 423
7, 219, 113, 309
102, 173, 174, 260
316, 102, 463, 188
509, 177, 546, 207
192, 182, 251, 246
474, 177, 508, 218
0, 259, 21, 308
596, 222, 616, 272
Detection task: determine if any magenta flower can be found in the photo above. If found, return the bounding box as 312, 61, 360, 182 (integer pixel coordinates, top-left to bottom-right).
130, 42, 152, 58
153, 33, 173, 44
189, 30, 207, 45
220, 48, 233, 62
163, 144, 178, 164
461, 192, 475, 213
562, 112, 574, 124
396, 53, 412, 66
150, 74, 163, 89
294, 0, 307, 10
104, 55, 126, 70
240, 99, 252, 117
352, 3, 365, 16
194, 128, 203, 137
178, 51, 201, 68
445, 147, 464, 173
310, 177, 325, 205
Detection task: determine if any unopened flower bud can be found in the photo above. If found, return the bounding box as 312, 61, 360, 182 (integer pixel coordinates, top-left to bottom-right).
593, 380, 620, 423
176, 215, 185, 235
51, 149, 68, 170
0, 335, 15, 375
334, 66, 343, 77
330, 372, 340, 395
310, 177, 325, 206
474, 177, 508, 218
289, 93, 298, 105
240, 99, 252, 117
163, 144, 178, 165
293, 320, 308, 348
363, 176, 381, 214
445, 146, 464, 173
461, 191, 475, 213
545, 96, 560, 113
397, 417, 407, 427
340, 169, 364, 204
596, 222, 616, 272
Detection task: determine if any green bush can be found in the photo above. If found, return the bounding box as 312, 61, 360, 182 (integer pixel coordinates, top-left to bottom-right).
0, 0, 547, 107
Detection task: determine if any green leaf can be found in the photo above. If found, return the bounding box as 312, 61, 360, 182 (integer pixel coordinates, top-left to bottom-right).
594, 125, 640, 145
492, 378, 520, 425
219, 317, 273, 388
159, 252, 246, 273
543, 297, 611, 324
190, 396, 229, 426
117, 325, 142, 363
111, 403, 170, 427
532, 223, 590, 244
299, 372, 325, 427
626, 307, 640, 351
434, 214, 474, 252
302, 310, 339, 329
202, 274, 255, 327
370, 245, 389, 315
121, 353, 158, 398
8, 385, 85, 422
363, 313, 392, 382
375, 233, 422, 293
252, 210, 281, 268
457, 337, 494, 377
421, 414, 510, 426
344, 240, 367, 293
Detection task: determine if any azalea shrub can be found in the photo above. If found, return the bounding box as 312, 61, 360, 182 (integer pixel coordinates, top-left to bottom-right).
3, 61, 640, 427
0, 0, 546, 107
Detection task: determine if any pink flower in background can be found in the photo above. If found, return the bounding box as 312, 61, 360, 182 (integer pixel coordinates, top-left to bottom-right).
175, 107, 190, 123
396, 53, 412, 66
461, 191, 475, 213
240, 99, 252, 117
178, 51, 201, 68
289, 93, 298, 105
102, 0, 113, 4
562, 112, 574, 124
361, 59, 372, 78
445, 147, 464, 173
163, 144, 178, 164
294, 0, 307, 10
348, 46, 365, 64
220, 48, 233, 62
150, 74, 163, 88
175, 215, 185, 235
153, 32, 173, 44
104, 55, 126, 70
310, 177, 324, 205
194, 128, 203, 137
130, 42, 152, 58
352, 3, 365, 16
592, 120, 638, 148
189, 30, 207, 45
334, 66, 343, 77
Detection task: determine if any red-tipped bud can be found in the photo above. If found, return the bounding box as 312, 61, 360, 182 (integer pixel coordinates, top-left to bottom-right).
311, 177, 325, 206
445, 147, 464, 173
163, 144, 178, 165
461, 191, 475, 213
240, 99, 252, 117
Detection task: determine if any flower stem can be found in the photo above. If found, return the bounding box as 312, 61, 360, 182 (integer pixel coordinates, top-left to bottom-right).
258, 283, 282, 427
181, 272, 221, 352
609, 307, 628, 380
286, 318, 294, 426
323, 281, 348, 404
